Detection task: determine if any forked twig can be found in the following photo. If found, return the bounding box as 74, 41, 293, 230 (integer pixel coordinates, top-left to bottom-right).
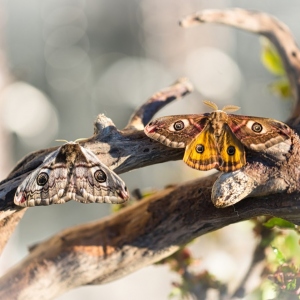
180, 9, 300, 125
1, 8, 300, 300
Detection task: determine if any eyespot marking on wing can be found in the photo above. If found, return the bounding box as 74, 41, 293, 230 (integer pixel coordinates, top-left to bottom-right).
14, 142, 130, 207
195, 144, 205, 154
227, 146, 235, 156
168, 119, 189, 132
246, 120, 266, 134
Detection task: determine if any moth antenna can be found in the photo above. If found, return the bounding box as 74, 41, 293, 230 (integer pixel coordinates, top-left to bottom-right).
203, 100, 218, 111
222, 105, 240, 112
74, 138, 89, 143
56, 139, 69, 144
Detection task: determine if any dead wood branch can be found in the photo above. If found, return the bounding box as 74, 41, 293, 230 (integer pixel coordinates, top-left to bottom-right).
1, 8, 300, 300
1, 175, 300, 299
0, 78, 191, 253
180, 8, 300, 126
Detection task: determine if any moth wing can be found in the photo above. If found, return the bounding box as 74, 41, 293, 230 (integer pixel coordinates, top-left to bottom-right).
218, 124, 246, 172
183, 125, 220, 171
72, 147, 129, 204
145, 115, 209, 148
14, 148, 69, 207
228, 115, 291, 151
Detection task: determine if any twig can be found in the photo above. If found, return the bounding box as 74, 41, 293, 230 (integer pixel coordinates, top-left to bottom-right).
124, 77, 193, 131
0, 79, 192, 253
180, 9, 300, 126
1, 175, 300, 299
1, 8, 300, 300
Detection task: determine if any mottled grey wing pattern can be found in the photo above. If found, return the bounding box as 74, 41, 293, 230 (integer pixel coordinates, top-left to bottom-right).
14, 142, 129, 207
14, 148, 69, 206
71, 146, 129, 204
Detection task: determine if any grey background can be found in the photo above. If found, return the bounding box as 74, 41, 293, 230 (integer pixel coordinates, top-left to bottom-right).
0, 0, 298, 299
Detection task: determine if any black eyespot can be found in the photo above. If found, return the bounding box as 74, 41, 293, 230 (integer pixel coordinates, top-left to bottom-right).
251, 122, 263, 133
196, 144, 205, 154
94, 170, 107, 183
37, 172, 49, 186
227, 146, 235, 156
173, 120, 184, 131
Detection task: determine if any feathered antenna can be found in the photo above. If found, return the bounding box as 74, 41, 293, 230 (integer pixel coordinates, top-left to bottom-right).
56, 139, 69, 143
74, 138, 88, 143
203, 100, 218, 110
222, 104, 240, 112
203, 100, 240, 112
56, 138, 88, 144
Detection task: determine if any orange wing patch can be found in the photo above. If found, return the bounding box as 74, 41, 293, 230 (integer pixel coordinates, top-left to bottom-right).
183, 126, 220, 170
218, 125, 246, 172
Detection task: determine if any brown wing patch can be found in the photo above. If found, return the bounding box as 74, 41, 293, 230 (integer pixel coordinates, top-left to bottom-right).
144, 115, 209, 147
228, 115, 291, 150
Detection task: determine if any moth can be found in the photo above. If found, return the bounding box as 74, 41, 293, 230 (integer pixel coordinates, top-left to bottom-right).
14, 141, 129, 207
144, 100, 291, 172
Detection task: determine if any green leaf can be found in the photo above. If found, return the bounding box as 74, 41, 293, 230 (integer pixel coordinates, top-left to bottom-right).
272, 246, 286, 264
269, 79, 292, 99
263, 217, 295, 229
260, 37, 285, 76
286, 279, 297, 291
168, 287, 182, 299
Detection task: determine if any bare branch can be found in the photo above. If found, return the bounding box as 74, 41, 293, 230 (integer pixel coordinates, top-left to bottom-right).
180, 8, 300, 125
124, 77, 193, 131
0, 79, 192, 252
1, 173, 300, 299
1, 9, 300, 299
212, 137, 296, 207
0, 210, 25, 252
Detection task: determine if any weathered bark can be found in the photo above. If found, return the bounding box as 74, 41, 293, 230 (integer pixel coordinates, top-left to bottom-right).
180, 8, 300, 125
0, 78, 191, 250
0, 8, 300, 300
1, 175, 300, 299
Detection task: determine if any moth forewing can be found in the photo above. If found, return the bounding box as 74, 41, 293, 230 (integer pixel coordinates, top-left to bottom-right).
14, 141, 129, 207
144, 102, 292, 174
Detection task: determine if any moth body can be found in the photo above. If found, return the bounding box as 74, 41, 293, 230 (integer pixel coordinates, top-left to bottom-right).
209, 110, 228, 138
14, 142, 129, 207
144, 102, 291, 172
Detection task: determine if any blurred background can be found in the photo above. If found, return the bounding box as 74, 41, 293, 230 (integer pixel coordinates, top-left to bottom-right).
0, 0, 299, 299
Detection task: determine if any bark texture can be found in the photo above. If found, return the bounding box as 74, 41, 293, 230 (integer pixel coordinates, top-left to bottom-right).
0, 8, 300, 300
